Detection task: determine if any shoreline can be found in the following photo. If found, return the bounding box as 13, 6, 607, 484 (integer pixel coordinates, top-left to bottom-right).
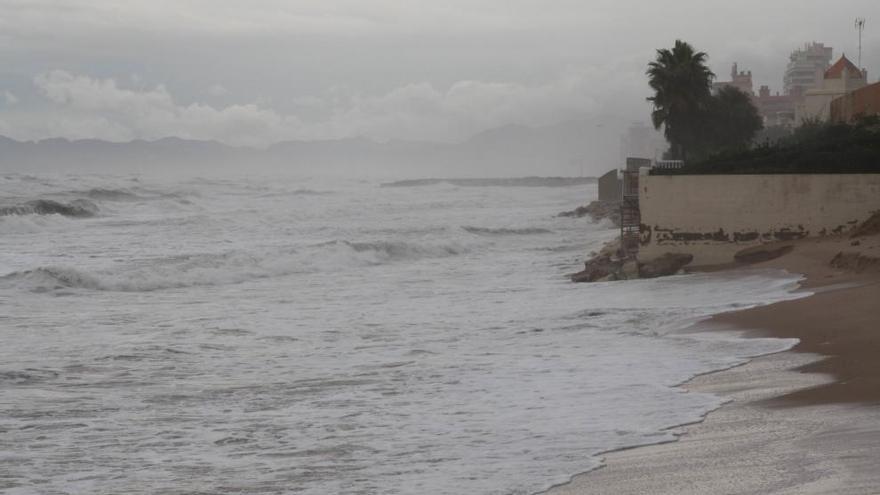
544, 233, 880, 494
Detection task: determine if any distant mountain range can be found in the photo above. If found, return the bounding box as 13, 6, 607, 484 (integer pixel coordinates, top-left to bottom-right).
0, 118, 627, 177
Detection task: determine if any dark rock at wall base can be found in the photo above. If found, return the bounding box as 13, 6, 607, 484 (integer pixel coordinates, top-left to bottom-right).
570, 254, 622, 283
850, 211, 880, 238
571, 241, 694, 283
637, 253, 694, 279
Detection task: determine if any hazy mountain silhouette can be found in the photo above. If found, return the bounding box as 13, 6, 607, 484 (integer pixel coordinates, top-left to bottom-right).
0, 118, 625, 177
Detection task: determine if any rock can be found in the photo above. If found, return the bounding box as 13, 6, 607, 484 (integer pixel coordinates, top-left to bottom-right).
597, 238, 622, 258
558, 200, 621, 227
850, 211, 880, 238
733, 244, 794, 264
638, 253, 694, 278
570, 238, 630, 283
620, 260, 639, 280
570, 254, 622, 283
830, 251, 880, 273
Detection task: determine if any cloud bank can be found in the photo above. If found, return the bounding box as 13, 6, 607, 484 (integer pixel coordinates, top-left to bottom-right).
1, 1, 877, 147
10, 68, 601, 146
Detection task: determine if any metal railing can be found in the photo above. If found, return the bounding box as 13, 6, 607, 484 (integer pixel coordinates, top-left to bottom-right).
620, 170, 641, 259
653, 159, 685, 170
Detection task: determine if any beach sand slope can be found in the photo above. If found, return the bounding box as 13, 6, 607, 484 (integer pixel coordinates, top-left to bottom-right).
546, 232, 880, 494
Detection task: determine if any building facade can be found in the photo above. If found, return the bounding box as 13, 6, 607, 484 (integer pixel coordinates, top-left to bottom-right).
715, 63, 799, 127
830, 81, 880, 123
784, 42, 833, 96
712, 63, 754, 95
755, 85, 797, 127
597, 169, 622, 203
797, 55, 868, 123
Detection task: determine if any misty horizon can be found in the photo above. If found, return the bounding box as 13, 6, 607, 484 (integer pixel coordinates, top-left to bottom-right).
2, 1, 877, 156
0, 117, 641, 177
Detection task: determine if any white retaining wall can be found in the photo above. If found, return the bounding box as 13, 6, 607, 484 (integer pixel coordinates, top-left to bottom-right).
638, 174, 880, 266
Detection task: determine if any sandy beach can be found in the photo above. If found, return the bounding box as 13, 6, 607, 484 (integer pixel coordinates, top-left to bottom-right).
545, 231, 880, 494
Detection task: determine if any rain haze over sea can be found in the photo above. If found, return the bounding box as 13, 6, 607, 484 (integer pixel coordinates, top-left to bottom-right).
0, 173, 804, 494
4, 1, 879, 492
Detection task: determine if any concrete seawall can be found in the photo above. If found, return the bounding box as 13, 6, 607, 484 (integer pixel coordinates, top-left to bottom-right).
638, 173, 880, 266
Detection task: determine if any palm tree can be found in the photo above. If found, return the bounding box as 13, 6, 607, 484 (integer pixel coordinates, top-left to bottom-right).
647, 40, 715, 161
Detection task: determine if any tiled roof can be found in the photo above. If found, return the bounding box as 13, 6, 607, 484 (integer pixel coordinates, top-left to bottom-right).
825, 55, 863, 79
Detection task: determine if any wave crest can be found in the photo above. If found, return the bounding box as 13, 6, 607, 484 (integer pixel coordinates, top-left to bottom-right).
462, 226, 552, 236
78, 188, 142, 201
3, 239, 466, 292
344, 240, 464, 259
2, 267, 102, 291
0, 199, 98, 218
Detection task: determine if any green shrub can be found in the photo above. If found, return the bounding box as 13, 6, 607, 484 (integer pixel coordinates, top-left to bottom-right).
654, 116, 880, 175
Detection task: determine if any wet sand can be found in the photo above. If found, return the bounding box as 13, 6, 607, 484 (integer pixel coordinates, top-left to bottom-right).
714, 235, 880, 406
545, 233, 880, 494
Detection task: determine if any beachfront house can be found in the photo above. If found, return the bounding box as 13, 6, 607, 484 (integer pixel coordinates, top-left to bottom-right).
796, 55, 868, 123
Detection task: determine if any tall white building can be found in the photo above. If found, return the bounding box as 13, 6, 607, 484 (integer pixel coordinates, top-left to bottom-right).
784, 42, 833, 96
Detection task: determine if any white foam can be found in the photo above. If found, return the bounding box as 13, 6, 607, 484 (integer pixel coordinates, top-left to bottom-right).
0, 175, 805, 495
2, 239, 473, 292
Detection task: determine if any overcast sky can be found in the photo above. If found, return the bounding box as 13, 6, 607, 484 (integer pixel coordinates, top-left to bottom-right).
0, 1, 877, 146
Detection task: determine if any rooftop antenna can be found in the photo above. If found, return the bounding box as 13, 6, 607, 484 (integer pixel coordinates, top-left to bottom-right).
855, 17, 866, 69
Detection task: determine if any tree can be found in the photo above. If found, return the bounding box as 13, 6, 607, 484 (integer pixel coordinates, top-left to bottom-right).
701, 86, 763, 156
647, 40, 715, 161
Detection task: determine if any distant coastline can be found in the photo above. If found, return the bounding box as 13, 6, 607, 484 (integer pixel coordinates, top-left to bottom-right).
380, 177, 596, 188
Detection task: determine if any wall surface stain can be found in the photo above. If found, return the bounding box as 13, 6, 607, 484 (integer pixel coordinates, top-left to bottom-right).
638, 174, 880, 265
650, 226, 809, 245
733, 231, 760, 242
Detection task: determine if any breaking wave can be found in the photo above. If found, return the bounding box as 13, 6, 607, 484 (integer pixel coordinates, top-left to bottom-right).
76, 188, 142, 201
291, 189, 333, 196
2, 267, 104, 291
256, 188, 335, 198
2, 240, 467, 292
342, 240, 465, 258
462, 226, 553, 235
381, 177, 596, 188
0, 199, 98, 218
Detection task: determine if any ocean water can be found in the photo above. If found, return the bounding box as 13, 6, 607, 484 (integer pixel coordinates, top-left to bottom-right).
0, 173, 804, 495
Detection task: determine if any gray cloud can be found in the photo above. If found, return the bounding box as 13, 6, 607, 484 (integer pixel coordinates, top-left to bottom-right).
10, 68, 604, 145
29, 70, 301, 146
0, 1, 877, 145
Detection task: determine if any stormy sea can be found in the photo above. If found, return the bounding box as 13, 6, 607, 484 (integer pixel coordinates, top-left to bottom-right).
0, 173, 802, 494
